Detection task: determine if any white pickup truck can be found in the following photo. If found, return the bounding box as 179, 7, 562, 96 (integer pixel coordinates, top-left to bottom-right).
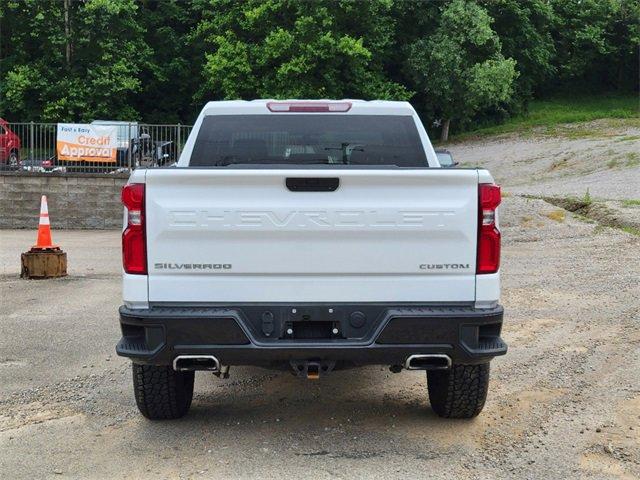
117, 100, 506, 420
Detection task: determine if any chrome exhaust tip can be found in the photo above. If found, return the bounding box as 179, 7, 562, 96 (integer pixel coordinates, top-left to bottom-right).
173, 355, 220, 372
405, 354, 452, 371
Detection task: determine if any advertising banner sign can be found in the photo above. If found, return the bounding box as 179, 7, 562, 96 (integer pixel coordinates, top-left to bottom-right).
56, 123, 118, 162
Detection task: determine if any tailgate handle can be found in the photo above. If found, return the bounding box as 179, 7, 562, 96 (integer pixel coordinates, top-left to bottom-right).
286, 177, 339, 192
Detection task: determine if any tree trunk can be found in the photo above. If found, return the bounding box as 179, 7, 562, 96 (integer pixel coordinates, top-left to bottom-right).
64, 0, 71, 67
440, 118, 451, 143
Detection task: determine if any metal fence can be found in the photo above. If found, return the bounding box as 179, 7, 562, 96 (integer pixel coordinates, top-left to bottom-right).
0, 122, 193, 174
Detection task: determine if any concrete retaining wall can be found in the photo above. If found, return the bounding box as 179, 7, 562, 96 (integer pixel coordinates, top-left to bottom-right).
0, 172, 129, 229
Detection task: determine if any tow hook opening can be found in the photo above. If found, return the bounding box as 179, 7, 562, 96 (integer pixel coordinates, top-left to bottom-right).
290, 360, 336, 379
173, 355, 220, 372
405, 354, 451, 371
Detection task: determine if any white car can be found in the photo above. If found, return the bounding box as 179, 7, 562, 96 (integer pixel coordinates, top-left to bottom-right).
117, 100, 506, 420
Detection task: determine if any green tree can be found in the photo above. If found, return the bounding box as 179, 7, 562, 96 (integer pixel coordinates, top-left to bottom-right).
482, 0, 555, 101
192, 0, 410, 102
1, 0, 67, 120
1, 0, 149, 122
1, 0, 636, 129
135, 0, 202, 123
549, 0, 640, 91
405, 0, 517, 141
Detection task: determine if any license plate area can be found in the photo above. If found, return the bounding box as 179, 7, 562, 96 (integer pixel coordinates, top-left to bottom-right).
288, 321, 336, 339
282, 307, 343, 340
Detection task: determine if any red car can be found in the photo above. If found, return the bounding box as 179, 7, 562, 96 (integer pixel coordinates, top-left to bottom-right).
0, 118, 21, 167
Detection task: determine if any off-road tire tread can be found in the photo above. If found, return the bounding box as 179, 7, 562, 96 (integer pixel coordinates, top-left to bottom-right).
132, 364, 194, 420
427, 363, 490, 418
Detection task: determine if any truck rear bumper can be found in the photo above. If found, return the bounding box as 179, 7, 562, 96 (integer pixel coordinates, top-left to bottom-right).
116, 303, 506, 368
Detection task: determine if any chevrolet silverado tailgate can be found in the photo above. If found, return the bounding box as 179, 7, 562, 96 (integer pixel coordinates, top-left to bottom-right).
144, 168, 479, 303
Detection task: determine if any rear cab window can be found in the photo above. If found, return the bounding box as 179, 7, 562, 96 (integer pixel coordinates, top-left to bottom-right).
189, 115, 428, 167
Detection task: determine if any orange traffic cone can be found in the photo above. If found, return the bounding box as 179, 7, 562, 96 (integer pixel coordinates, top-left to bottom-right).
32, 195, 58, 250
21, 195, 66, 278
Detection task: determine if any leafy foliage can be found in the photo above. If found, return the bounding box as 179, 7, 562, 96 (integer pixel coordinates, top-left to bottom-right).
194, 0, 409, 101
2, 0, 149, 121
482, 0, 555, 100
549, 0, 640, 91
405, 0, 518, 136
0, 0, 637, 136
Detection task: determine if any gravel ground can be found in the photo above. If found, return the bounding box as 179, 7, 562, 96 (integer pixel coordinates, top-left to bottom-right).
1, 124, 640, 479
451, 119, 640, 201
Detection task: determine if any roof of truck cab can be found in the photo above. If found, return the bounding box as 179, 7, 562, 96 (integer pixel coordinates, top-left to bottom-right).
200, 100, 417, 116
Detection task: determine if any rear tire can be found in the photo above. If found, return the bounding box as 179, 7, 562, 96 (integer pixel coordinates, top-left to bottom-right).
132, 364, 194, 420
427, 363, 490, 418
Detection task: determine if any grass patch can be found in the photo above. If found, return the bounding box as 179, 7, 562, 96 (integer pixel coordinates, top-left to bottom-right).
574, 213, 596, 224
607, 158, 619, 169
620, 226, 640, 236
626, 151, 640, 167
545, 209, 566, 222
538, 193, 640, 237
536, 190, 592, 213
544, 125, 604, 140
622, 199, 640, 207
450, 93, 639, 142
614, 134, 640, 143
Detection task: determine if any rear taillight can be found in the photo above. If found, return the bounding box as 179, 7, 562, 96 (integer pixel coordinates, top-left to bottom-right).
121, 183, 146, 274
266, 102, 352, 112
477, 184, 501, 274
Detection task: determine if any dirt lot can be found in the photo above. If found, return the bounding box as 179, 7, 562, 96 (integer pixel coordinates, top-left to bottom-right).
1, 121, 639, 479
